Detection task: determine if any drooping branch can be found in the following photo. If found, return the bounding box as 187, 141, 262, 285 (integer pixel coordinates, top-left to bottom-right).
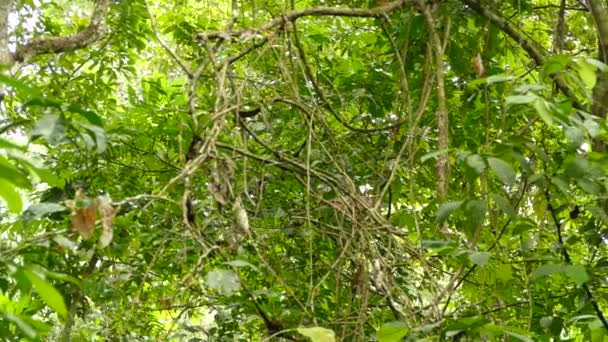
12, 0, 113, 62
197, 0, 411, 41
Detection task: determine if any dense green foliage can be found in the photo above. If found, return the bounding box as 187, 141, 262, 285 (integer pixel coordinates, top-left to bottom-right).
2, 0, 608, 340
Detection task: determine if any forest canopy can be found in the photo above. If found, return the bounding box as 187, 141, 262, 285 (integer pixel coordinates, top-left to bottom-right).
1, 0, 608, 341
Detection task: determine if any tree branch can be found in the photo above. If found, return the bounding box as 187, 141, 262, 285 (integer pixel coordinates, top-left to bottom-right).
422, 2, 449, 200
460, 0, 582, 109
588, 0, 608, 125
197, 0, 411, 41
13, 0, 113, 62
545, 189, 608, 332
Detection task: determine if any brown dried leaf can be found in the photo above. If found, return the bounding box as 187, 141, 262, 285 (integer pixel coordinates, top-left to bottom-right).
98, 194, 115, 248
68, 190, 97, 240
472, 53, 485, 77
233, 197, 250, 238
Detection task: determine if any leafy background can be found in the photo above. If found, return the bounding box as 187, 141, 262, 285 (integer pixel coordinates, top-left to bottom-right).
1, 0, 608, 341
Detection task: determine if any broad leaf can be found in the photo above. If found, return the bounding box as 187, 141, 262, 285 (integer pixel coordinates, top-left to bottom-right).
377, 321, 409, 342
205, 269, 240, 296
490, 193, 516, 220
30, 114, 67, 145
530, 264, 563, 281
564, 265, 590, 286
0, 179, 23, 213
437, 201, 464, 224
297, 327, 336, 342
22, 202, 67, 226
469, 251, 491, 267
22, 269, 68, 320
487, 157, 516, 185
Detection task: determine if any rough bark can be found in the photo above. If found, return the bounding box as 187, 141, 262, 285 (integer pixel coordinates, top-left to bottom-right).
0, 0, 11, 65
588, 0, 608, 126
12, 0, 113, 63
423, 4, 449, 200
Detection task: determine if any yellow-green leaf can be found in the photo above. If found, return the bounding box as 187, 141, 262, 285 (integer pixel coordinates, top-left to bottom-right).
23, 269, 67, 320
297, 327, 336, 342
377, 321, 409, 342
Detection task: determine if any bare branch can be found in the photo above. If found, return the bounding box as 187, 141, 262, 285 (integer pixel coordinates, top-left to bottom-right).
13, 0, 113, 62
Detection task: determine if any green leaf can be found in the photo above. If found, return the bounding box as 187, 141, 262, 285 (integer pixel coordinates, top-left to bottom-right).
30, 114, 67, 145
534, 99, 553, 125
43, 270, 80, 286
0, 179, 23, 213
31, 168, 64, 188
565, 126, 585, 147
486, 75, 516, 84
437, 201, 464, 224
468, 251, 491, 267
0, 156, 31, 189
67, 104, 103, 126
574, 58, 597, 89
530, 264, 563, 281
465, 199, 487, 229
503, 330, 534, 342
482, 323, 534, 342
1, 312, 36, 338
551, 176, 570, 195
496, 264, 513, 283
421, 148, 450, 163
466, 154, 486, 174
0, 137, 26, 151
512, 219, 536, 236
0, 74, 42, 97
22, 202, 67, 226
590, 322, 607, 342
541, 55, 570, 78
421, 240, 451, 249
564, 265, 590, 285
78, 122, 107, 153
24, 97, 63, 108
524, 142, 551, 162
205, 269, 240, 296
297, 327, 336, 342
577, 178, 600, 194
490, 193, 516, 220
540, 316, 553, 328
505, 94, 536, 105
222, 260, 260, 272
583, 58, 608, 71
487, 157, 516, 185
53, 235, 78, 251
377, 321, 409, 342
584, 119, 600, 138
565, 156, 589, 178
22, 269, 67, 320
